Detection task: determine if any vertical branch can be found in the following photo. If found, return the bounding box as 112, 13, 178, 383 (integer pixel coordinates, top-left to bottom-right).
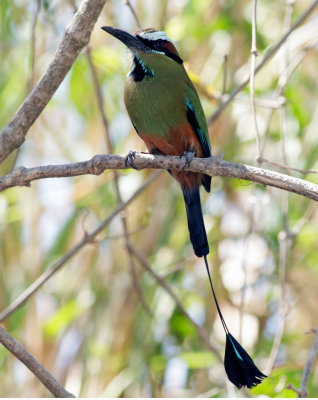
238, 200, 256, 342
27, 0, 41, 93
299, 329, 318, 397
12, 0, 42, 170
238, 237, 247, 343
287, 328, 318, 397
250, 0, 262, 161
222, 54, 228, 95
265, 0, 295, 375
85, 44, 152, 315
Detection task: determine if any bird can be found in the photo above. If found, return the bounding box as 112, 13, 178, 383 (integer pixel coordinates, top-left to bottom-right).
102, 25, 266, 389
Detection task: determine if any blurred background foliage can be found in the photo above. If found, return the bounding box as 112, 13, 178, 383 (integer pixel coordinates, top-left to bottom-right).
1, 0, 318, 397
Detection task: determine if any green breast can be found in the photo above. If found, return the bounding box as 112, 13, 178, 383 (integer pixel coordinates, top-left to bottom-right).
124, 53, 190, 138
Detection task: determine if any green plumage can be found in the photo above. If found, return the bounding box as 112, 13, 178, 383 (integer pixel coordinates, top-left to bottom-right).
102, 26, 266, 389
124, 52, 210, 155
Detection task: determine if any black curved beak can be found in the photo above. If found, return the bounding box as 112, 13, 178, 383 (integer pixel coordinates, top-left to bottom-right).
101, 26, 148, 52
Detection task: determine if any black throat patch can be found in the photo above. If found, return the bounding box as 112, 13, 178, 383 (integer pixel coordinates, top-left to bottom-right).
130, 56, 154, 82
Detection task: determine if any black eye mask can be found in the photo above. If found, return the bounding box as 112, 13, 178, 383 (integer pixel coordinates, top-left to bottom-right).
136, 36, 183, 64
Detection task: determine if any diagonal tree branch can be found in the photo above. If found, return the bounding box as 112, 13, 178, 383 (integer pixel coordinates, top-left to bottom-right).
1, 153, 318, 201
127, 241, 222, 361
0, 171, 161, 323
0, 0, 107, 166
208, 0, 318, 124
0, 326, 74, 398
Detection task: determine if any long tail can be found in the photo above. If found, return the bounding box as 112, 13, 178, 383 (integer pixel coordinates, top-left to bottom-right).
203, 255, 267, 389
182, 185, 266, 388
182, 186, 209, 257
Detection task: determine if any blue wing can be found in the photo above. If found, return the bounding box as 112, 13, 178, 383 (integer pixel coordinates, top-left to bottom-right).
185, 97, 212, 192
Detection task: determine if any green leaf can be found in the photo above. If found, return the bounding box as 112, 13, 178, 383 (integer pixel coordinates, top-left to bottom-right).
170, 310, 197, 341
180, 351, 216, 369
149, 354, 167, 373
43, 299, 84, 339
70, 56, 94, 116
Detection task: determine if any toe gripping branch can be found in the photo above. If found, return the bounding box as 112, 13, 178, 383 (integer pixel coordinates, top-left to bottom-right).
180, 151, 196, 171
125, 150, 139, 170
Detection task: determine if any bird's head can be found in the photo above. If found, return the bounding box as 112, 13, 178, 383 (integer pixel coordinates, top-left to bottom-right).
102, 26, 183, 80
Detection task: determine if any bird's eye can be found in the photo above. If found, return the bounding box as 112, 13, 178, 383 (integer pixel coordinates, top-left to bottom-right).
154, 40, 165, 51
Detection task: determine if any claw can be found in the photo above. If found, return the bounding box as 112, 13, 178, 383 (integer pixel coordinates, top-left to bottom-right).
125, 150, 139, 170
180, 151, 196, 171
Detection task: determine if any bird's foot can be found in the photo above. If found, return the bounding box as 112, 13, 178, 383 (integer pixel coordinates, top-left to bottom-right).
180, 151, 196, 171
125, 150, 140, 170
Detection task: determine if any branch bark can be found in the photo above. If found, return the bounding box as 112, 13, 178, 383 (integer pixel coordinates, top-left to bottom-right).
0, 171, 161, 323
0, 326, 74, 397
299, 328, 318, 397
0, 0, 107, 166
1, 153, 318, 202
287, 328, 318, 397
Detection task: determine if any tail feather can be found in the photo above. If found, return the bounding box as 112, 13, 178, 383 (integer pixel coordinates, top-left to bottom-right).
182, 186, 209, 257
204, 255, 266, 389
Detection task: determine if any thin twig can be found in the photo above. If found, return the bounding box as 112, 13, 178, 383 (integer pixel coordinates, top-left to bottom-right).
265, 229, 290, 375
11, 0, 42, 171
259, 44, 313, 161
300, 328, 318, 396
265, 1, 295, 374
222, 54, 228, 95
127, 241, 223, 361
86, 45, 152, 315
0, 326, 74, 398
0, 171, 161, 323
258, 36, 314, 176
1, 153, 318, 201
124, 0, 142, 29
103, 225, 146, 240
250, 0, 262, 160
292, 203, 316, 237
258, 157, 318, 175
27, 0, 41, 92
235, 96, 285, 109
287, 328, 318, 397
208, 0, 318, 124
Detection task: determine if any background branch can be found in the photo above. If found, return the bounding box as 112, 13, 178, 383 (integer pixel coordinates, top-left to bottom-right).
84, 37, 152, 315
0, 171, 161, 323
287, 328, 318, 397
0, 326, 74, 398
127, 241, 222, 361
0, 0, 107, 165
208, 0, 318, 124
1, 0, 318, 396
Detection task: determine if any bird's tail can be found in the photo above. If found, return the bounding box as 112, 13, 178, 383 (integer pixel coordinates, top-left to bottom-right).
182, 185, 266, 388
182, 186, 209, 257
203, 255, 267, 389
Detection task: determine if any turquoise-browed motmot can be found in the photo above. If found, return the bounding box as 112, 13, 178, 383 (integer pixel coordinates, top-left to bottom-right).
102, 26, 266, 389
